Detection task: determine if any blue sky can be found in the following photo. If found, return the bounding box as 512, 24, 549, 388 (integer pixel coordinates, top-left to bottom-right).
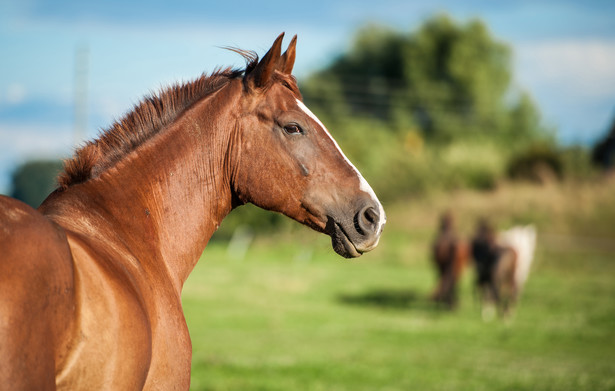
1, 0, 614, 193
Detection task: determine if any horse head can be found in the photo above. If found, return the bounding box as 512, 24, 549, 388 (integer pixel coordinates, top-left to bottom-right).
231, 33, 385, 258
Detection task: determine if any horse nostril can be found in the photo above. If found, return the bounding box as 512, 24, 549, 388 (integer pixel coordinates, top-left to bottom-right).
364, 206, 378, 225
355, 205, 379, 236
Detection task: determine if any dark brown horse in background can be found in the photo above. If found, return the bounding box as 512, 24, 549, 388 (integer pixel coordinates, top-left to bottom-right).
0, 34, 385, 390
431, 211, 469, 309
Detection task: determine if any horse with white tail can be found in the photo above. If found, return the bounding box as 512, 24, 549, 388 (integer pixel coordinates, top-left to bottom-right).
471, 220, 536, 320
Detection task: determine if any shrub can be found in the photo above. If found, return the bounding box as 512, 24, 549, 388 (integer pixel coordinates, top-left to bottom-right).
507, 144, 563, 183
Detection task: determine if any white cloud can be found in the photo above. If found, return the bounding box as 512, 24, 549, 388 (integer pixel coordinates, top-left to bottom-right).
515, 39, 615, 99
5, 83, 27, 104
0, 123, 74, 158
511, 39, 615, 144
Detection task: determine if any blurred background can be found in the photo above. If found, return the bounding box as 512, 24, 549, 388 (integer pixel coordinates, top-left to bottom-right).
1, 1, 614, 390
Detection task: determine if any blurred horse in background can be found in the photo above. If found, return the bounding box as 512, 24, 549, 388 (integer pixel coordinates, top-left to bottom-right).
471, 219, 536, 319
431, 211, 469, 309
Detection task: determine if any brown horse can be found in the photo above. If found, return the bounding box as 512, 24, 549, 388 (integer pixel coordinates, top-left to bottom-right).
431, 211, 469, 309
0, 34, 385, 390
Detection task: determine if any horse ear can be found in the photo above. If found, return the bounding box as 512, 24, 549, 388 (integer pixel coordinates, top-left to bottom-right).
278, 35, 297, 75
245, 33, 285, 89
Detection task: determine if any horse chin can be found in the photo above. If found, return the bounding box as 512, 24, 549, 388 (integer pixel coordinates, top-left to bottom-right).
329, 221, 363, 259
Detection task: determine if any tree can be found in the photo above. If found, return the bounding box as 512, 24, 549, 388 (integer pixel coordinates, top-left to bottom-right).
592, 116, 615, 170
302, 15, 546, 144
10, 160, 63, 208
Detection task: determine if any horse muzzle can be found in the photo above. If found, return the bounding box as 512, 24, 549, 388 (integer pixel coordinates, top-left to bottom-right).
325, 201, 386, 258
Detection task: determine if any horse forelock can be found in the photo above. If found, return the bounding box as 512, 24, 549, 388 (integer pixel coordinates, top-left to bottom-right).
58, 67, 244, 190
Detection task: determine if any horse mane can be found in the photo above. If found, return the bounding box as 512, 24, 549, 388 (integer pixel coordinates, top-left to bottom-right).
58, 60, 255, 190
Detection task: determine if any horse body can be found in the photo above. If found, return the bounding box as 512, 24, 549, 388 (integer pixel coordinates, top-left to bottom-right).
431, 212, 468, 308
471, 221, 536, 319
500, 225, 536, 291
0, 34, 385, 390
4, 66, 240, 390
0, 196, 75, 389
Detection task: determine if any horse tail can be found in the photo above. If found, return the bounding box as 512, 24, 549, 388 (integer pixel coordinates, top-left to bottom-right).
499, 225, 537, 292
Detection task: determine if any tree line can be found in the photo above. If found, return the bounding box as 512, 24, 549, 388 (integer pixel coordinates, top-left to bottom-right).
8, 15, 613, 212
301, 15, 546, 145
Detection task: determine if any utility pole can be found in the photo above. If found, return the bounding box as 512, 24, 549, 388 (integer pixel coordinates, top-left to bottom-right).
73, 44, 89, 146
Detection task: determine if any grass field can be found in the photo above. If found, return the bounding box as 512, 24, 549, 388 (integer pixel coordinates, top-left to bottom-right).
182, 179, 615, 391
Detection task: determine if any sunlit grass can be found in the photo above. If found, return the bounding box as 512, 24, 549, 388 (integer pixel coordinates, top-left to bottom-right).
183, 179, 615, 390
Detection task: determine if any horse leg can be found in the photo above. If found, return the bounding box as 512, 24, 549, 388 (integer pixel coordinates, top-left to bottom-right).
441, 270, 456, 309
448, 277, 459, 309
495, 249, 517, 319
431, 275, 444, 302
502, 277, 519, 319
0, 248, 62, 389
0, 296, 57, 390
0, 198, 75, 390
480, 282, 498, 321
431, 264, 448, 304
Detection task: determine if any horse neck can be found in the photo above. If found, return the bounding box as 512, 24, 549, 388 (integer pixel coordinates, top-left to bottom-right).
43, 81, 242, 292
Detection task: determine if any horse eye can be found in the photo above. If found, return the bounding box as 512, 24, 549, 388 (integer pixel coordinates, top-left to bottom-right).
283, 124, 303, 135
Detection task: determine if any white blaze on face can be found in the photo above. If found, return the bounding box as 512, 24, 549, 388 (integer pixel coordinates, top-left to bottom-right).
296, 99, 386, 239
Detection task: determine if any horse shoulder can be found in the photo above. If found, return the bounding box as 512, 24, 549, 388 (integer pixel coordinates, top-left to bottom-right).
41, 197, 190, 389
54, 232, 154, 390
0, 195, 75, 389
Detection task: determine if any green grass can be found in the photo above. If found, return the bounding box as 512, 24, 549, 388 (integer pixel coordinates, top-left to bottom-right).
183, 180, 615, 390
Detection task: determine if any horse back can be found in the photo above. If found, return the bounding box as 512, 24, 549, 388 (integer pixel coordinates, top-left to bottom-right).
0, 195, 76, 389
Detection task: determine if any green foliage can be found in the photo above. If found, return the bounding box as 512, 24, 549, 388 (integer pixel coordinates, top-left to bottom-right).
317, 117, 506, 201
591, 120, 615, 169
212, 204, 294, 242
10, 160, 63, 208
302, 14, 547, 145
505, 92, 549, 143
403, 16, 512, 141
561, 146, 599, 179
293, 15, 559, 206
507, 144, 564, 183
506, 143, 602, 185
